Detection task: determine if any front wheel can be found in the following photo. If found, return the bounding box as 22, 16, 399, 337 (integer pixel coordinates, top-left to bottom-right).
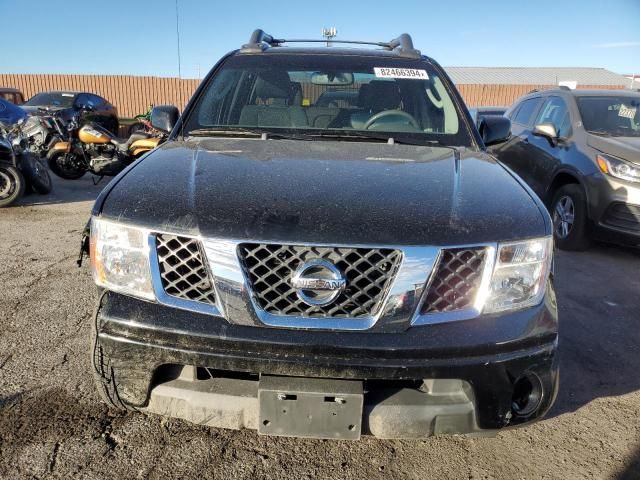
0, 165, 26, 207
91, 311, 134, 411
47, 150, 86, 180
551, 184, 591, 251
20, 154, 52, 194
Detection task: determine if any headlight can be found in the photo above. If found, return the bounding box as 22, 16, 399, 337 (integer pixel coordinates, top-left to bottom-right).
90, 217, 155, 300
483, 237, 553, 314
597, 154, 640, 183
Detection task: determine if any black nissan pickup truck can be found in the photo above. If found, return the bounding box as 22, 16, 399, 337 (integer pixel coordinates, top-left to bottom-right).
84, 30, 558, 440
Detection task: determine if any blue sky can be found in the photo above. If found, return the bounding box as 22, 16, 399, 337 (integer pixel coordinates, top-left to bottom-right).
1, 0, 639, 78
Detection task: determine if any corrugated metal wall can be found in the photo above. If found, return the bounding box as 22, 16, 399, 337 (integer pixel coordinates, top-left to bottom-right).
0, 73, 627, 116
456, 83, 625, 107
0, 74, 200, 117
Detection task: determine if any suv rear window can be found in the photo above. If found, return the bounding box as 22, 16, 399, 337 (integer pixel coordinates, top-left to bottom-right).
184, 54, 473, 147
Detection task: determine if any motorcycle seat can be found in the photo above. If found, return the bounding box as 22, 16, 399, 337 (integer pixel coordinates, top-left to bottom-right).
112, 132, 151, 150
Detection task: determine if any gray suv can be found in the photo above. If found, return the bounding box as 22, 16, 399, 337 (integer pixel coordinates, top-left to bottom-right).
491, 88, 640, 250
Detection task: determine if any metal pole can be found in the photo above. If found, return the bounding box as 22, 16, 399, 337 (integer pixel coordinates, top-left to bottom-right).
175, 0, 182, 79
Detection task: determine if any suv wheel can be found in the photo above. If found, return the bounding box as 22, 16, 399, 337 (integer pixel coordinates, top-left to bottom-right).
551, 184, 590, 251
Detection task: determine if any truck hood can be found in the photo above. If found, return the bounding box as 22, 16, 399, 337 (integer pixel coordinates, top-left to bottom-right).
97, 138, 548, 245
587, 134, 640, 165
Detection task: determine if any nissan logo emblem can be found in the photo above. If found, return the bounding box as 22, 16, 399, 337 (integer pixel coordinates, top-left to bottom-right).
290, 258, 346, 307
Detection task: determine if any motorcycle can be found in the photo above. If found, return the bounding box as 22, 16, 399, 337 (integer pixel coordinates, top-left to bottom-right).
0, 123, 53, 206
0, 119, 52, 202
21, 108, 67, 158
47, 106, 167, 180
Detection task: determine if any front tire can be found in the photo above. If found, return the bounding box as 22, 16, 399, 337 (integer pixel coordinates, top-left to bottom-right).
551, 184, 591, 251
47, 150, 86, 180
0, 165, 26, 207
20, 154, 52, 194
91, 312, 134, 411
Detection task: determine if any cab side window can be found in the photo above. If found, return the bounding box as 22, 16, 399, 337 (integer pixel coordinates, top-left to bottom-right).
512, 98, 541, 126
535, 96, 571, 138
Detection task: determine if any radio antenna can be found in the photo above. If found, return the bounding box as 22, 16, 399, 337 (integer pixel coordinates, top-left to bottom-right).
322, 27, 337, 47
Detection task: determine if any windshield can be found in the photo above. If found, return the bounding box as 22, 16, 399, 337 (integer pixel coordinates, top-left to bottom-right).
184, 54, 473, 146
577, 95, 640, 137
24, 92, 76, 108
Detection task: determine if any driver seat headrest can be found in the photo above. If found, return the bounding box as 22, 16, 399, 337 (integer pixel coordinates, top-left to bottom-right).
359, 80, 402, 112
254, 71, 293, 104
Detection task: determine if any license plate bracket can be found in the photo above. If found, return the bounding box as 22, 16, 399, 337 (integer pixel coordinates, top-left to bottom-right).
258, 375, 363, 440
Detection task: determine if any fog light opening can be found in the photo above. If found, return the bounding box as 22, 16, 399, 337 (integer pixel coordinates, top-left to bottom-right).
511, 373, 543, 417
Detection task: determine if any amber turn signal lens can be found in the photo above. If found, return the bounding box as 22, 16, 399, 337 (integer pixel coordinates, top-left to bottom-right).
596, 155, 609, 174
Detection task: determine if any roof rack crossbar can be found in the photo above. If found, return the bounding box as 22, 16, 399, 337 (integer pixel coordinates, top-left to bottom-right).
241, 29, 421, 58
274, 39, 391, 48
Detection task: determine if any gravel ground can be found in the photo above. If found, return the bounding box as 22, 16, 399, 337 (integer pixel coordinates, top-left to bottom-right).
1, 176, 639, 480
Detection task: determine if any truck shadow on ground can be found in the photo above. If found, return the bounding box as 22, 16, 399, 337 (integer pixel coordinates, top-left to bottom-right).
0, 388, 121, 472
616, 448, 640, 480
549, 242, 640, 418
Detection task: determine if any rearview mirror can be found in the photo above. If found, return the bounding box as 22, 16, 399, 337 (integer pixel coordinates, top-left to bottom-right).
533, 123, 558, 142
150, 105, 179, 133
311, 72, 354, 86
480, 115, 511, 146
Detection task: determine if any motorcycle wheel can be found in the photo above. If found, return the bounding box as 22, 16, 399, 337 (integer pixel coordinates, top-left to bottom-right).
47, 150, 86, 180
0, 165, 26, 207
20, 154, 53, 194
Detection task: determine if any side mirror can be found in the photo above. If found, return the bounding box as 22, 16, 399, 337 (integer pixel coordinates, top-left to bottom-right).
150, 105, 179, 133
533, 123, 558, 143
480, 115, 511, 146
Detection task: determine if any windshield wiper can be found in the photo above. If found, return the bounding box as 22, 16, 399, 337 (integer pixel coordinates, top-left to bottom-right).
186, 128, 460, 148
187, 128, 265, 137
587, 130, 612, 137
187, 128, 319, 141
306, 131, 458, 148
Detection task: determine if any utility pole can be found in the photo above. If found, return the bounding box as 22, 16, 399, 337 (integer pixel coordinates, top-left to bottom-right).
322, 27, 337, 47
175, 0, 182, 79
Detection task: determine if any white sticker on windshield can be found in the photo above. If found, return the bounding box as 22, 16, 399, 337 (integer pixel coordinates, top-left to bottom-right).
374, 67, 429, 80
619, 104, 637, 119
62, 93, 74, 97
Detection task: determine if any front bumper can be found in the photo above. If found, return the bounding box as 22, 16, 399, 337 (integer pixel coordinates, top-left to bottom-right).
586, 174, 640, 242
95, 289, 559, 438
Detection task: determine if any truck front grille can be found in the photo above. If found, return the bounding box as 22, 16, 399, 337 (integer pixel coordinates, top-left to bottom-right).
421, 248, 487, 314
156, 234, 216, 305
238, 243, 402, 318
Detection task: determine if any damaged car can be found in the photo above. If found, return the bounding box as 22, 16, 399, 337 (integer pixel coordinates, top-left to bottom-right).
83, 30, 558, 440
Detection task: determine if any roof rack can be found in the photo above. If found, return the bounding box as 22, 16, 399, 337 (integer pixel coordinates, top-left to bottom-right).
241, 29, 421, 59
